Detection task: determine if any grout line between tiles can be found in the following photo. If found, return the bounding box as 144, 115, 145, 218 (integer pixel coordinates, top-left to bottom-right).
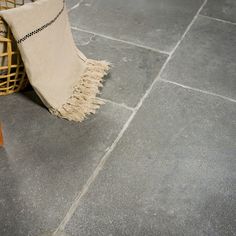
159, 79, 236, 103
199, 14, 236, 26
168, 0, 208, 56
130, 1, 208, 113
68, 0, 84, 12
53, 110, 136, 234
71, 26, 170, 55
55, 56, 167, 231
100, 98, 134, 111
53, 0, 208, 234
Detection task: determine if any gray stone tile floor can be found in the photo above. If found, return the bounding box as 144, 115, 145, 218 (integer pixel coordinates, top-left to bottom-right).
0, 0, 235, 235
161, 15, 236, 100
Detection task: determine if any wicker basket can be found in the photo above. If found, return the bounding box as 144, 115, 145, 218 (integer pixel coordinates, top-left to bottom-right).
0, 0, 28, 96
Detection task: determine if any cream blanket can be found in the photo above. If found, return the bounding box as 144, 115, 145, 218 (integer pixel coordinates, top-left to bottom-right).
0, 0, 109, 121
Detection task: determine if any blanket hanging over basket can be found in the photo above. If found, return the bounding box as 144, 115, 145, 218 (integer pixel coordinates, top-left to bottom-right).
0, 0, 110, 122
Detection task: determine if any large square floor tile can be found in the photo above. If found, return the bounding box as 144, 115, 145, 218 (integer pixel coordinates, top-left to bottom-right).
69, 0, 204, 52
66, 81, 236, 236
0, 92, 131, 236
161, 16, 236, 100
72, 30, 167, 107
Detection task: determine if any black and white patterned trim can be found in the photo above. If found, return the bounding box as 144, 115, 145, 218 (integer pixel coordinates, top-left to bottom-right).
17, 0, 65, 44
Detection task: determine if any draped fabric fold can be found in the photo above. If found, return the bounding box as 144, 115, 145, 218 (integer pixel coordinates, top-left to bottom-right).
0, 0, 110, 121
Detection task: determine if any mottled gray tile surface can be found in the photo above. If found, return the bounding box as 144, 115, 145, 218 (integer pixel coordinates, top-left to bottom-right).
161, 16, 236, 100
73, 30, 167, 107
39, 231, 70, 236
69, 0, 204, 52
66, 81, 236, 236
66, 0, 79, 10
201, 0, 236, 23
0, 92, 131, 236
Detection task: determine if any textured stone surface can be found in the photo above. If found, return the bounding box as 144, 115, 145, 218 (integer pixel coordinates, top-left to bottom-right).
65, 81, 236, 236
69, 0, 204, 52
1, 0, 236, 235
65, 0, 79, 10
161, 16, 236, 100
72, 30, 167, 107
201, 0, 236, 23
38, 231, 71, 236
0, 92, 131, 236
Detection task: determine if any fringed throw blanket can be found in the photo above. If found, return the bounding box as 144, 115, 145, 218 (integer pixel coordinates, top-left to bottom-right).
0, 0, 110, 122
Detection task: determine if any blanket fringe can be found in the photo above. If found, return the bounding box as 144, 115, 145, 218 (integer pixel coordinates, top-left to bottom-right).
49, 59, 110, 122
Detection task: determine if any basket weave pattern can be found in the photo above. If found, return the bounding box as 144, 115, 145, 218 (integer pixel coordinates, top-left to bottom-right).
0, 0, 27, 95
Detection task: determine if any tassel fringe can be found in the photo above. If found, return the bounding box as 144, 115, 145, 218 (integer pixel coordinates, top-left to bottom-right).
49, 59, 110, 122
